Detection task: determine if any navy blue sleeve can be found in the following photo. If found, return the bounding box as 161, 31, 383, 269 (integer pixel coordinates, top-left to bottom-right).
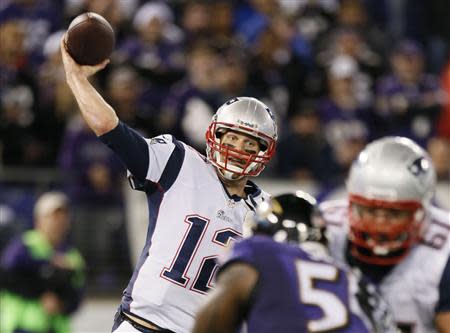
436, 255, 450, 312
99, 121, 149, 181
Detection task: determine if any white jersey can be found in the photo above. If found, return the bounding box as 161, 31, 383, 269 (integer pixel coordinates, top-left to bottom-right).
101, 123, 269, 333
320, 199, 450, 333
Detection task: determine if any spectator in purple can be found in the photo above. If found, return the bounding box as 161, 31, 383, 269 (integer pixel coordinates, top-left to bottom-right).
0, 12, 46, 166
114, 1, 184, 86
316, 55, 371, 185
247, 14, 312, 119
161, 40, 222, 152
374, 39, 444, 147
0, 0, 64, 67
105, 65, 161, 138
58, 115, 124, 209
317, 55, 373, 142
33, 30, 77, 165
276, 101, 329, 182
58, 116, 130, 289
0, 191, 85, 333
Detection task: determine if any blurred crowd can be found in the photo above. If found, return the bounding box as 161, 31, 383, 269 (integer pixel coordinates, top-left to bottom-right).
1, 0, 450, 291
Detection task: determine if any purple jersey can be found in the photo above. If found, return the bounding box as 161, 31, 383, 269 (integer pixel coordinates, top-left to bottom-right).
220, 236, 397, 333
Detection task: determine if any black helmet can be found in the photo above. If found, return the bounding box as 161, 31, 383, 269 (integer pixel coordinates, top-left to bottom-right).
251, 191, 327, 246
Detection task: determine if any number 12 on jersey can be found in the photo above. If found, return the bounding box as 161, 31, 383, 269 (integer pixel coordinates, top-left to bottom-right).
161, 214, 241, 294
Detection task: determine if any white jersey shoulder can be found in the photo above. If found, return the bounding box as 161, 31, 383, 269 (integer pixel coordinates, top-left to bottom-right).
320, 200, 450, 333
124, 135, 269, 333
319, 199, 349, 264
145, 134, 179, 183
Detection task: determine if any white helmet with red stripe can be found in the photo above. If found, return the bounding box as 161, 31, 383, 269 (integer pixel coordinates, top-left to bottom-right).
206, 97, 277, 180
347, 136, 436, 265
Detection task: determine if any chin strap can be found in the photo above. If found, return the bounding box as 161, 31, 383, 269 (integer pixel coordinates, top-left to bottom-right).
214, 157, 246, 180
218, 167, 244, 181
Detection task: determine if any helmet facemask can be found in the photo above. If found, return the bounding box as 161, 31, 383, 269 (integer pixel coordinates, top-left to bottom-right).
206, 122, 276, 180
348, 194, 425, 266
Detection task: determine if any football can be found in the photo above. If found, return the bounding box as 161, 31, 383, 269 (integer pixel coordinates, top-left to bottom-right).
65, 12, 115, 66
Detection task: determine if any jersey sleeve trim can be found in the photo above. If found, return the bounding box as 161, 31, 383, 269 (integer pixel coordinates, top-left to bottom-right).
126, 136, 185, 193
158, 137, 185, 192
99, 121, 149, 181
436, 254, 450, 312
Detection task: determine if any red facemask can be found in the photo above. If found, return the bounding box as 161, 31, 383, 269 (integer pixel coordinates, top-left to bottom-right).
348, 194, 424, 266
205, 121, 276, 179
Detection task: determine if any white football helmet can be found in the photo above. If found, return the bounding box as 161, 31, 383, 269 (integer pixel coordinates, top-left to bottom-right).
206, 97, 277, 180
347, 136, 436, 265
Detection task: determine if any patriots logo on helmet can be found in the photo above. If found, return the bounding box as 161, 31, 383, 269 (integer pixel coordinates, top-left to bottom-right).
225, 97, 239, 105
237, 119, 256, 128
408, 157, 429, 177
265, 106, 275, 121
